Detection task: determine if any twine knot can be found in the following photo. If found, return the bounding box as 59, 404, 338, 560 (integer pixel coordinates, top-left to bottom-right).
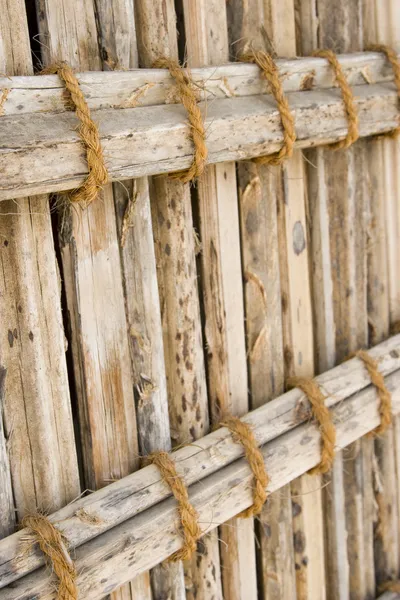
154, 57, 207, 183
241, 49, 296, 166
288, 377, 336, 475
22, 514, 77, 600
220, 415, 269, 517
313, 49, 359, 149
41, 62, 108, 205
147, 451, 201, 561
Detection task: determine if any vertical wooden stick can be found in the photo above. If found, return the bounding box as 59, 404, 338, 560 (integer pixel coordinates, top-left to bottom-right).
35, 1, 157, 598
363, 0, 400, 585
298, 1, 375, 597
181, 2, 258, 598
0, 0, 80, 530
134, 1, 223, 597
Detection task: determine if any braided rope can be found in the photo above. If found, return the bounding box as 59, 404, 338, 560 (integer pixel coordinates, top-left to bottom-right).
368, 44, 400, 138
242, 49, 296, 165
22, 514, 77, 600
154, 57, 207, 182
42, 62, 108, 205
313, 49, 359, 149
147, 451, 201, 561
220, 415, 269, 517
356, 350, 392, 435
288, 377, 336, 475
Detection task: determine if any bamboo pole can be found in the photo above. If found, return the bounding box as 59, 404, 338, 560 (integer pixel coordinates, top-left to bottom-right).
0, 82, 398, 202
180, 2, 257, 598
363, 0, 400, 586
1, 334, 399, 590
298, 1, 375, 597
3, 366, 400, 599
0, 0, 80, 535
34, 1, 155, 598
134, 0, 223, 596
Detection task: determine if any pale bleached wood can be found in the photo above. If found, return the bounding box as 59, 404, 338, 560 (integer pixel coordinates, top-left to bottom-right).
363, 0, 400, 587
2, 334, 399, 591
0, 0, 80, 535
4, 368, 400, 600
181, 2, 256, 598
260, 2, 326, 598
1, 50, 399, 117
95, 0, 182, 595
227, 3, 294, 598
300, 3, 375, 598
134, 1, 222, 596
0, 82, 399, 202
35, 2, 150, 598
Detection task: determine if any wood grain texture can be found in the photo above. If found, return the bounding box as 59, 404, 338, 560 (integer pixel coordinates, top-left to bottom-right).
0, 0, 80, 537
134, 1, 222, 596
299, 2, 375, 598
0, 82, 399, 201
363, 0, 400, 587
4, 367, 400, 599
35, 1, 152, 598
227, 2, 295, 598
0, 334, 399, 588
182, 1, 256, 598
1, 50, 398, 117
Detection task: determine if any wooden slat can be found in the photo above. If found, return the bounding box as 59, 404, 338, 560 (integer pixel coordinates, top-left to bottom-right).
34, 1, 154, 598
134, 0, 223, 597
0, 82, 399, 201
227, 2, 295, 598
0, 0, 80, 536
181, 2, 257, 598
4, 367, 400, 599
299, 2, 375, 598
1, 50, 399, 116
363, 0, 400, 587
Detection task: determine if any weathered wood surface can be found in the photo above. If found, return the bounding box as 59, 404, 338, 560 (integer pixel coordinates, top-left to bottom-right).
35, 1, 153, 598
1, 334, 399, 589
135, 1, 221, 597
0, 50, 398, 116
0, 82, 399, 201
363, 0, 400, 589
182, 1, 257, 598
0, 0, 80, 538
228, 2, 295, 598
299, 2, 376, 598
4, 368, 400, 600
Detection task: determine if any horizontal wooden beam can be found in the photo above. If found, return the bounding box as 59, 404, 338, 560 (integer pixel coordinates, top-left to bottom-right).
0, 335, 400, 594
0, 82, 399, 201
0, 51, 397, 116
3, 368, 400, 599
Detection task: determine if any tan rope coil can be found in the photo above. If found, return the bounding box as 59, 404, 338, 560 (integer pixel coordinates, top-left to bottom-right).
313, 49, 359, 149
356, 349, 392, 435
147, 451, 201, 561
380, 580, 400, 593
41, 62, 108, 205
242, 49, 296, 165
153, 57, 207, 183
288, 377, 336, 475
22, 514, 77, 600
219, 415, 269, 517
368, 44, 400, 138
